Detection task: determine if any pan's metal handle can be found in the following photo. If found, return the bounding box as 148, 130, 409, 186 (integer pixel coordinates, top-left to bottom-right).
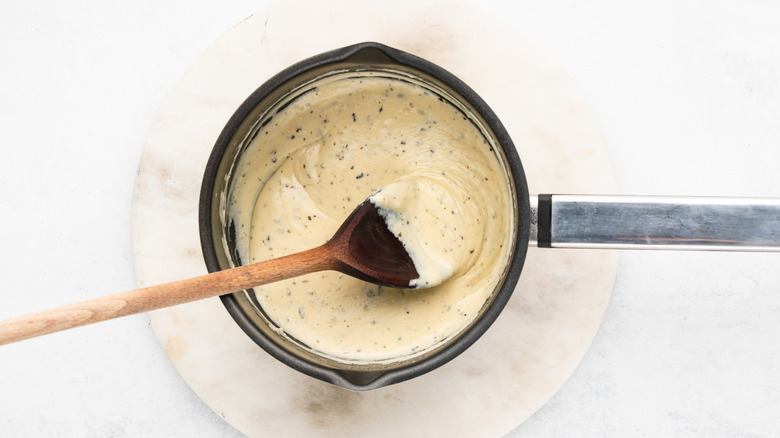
529, 195, 780, 251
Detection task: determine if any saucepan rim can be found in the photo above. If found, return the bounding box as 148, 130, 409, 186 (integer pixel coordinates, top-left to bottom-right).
198, 41, 530, 390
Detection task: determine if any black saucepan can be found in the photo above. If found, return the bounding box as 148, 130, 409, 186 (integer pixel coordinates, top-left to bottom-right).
199, 41, 780, 391
199, 42, 529, 390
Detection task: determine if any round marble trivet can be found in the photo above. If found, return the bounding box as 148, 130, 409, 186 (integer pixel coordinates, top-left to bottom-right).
130, 0, 618, 436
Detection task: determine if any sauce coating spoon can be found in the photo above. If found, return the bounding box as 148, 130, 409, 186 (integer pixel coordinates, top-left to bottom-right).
0, 200, 422, 346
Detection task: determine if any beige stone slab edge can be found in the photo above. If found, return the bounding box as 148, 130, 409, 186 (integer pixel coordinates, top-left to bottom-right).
130, 1, 618, 436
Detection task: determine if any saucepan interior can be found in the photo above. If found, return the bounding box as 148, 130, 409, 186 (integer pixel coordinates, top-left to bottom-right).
199, 42, 530, 390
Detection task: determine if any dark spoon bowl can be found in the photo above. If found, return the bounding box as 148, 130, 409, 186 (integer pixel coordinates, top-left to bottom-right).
199, 42, 530, 391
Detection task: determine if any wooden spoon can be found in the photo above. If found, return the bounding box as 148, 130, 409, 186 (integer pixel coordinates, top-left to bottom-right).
0, 200, 419, 346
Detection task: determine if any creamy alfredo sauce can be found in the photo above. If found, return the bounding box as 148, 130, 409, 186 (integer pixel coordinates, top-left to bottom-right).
227, 72, 513, 363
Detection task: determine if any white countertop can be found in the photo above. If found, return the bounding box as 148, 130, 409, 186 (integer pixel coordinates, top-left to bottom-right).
1, 1, 779, 436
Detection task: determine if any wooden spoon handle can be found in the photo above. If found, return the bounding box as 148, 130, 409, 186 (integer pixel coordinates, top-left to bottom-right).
0, 245, 333, 346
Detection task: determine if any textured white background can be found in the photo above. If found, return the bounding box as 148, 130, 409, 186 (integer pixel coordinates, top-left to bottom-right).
1, 1, 779, 436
